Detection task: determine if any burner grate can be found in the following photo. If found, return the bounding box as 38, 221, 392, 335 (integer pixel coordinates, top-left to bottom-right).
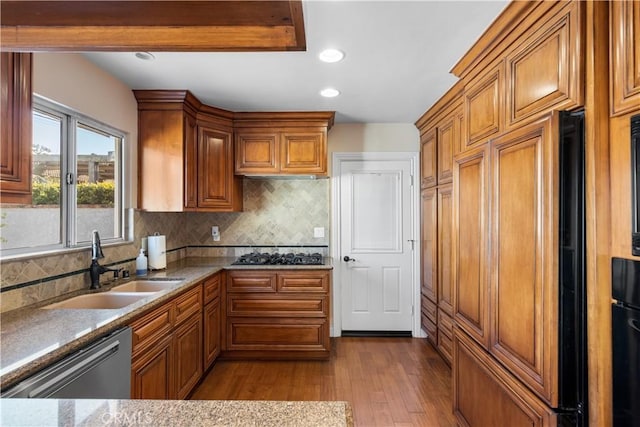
232, 252, 323, 266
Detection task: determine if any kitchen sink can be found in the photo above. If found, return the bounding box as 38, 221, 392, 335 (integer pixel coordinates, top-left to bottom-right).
43, 292, 154, 310
109, 279, 183, 293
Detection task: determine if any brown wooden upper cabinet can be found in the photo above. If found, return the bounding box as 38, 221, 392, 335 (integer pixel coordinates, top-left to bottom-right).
1, 52, 32, 204
610, 0, 640, 116
505, 0, 583, 128
233, 112, 334, 177
420, 129, 437, 188
463, 62, 503, 149
134, 90, 242, 212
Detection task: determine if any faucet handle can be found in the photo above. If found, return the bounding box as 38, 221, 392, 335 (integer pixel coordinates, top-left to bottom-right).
113, 268, 124, 279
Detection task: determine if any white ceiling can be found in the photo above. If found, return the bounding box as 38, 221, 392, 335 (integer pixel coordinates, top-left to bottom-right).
84, 0, 508, 124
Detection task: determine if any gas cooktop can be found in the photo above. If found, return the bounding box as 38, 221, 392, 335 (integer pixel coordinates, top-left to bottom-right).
231, 252, 324, 266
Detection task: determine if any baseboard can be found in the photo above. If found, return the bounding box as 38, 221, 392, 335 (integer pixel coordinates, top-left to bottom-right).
341, 330, 412, 337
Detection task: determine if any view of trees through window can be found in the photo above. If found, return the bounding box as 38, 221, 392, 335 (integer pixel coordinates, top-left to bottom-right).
0, 98, 124, 253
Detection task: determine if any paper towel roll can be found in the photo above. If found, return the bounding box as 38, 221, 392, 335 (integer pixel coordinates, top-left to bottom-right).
147, 234, 166, 270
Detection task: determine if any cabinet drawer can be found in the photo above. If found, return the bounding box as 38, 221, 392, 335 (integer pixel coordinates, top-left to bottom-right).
227, 318, 328, 351
131, 302, 173, 355
227, 271, 277, 292
438, 330, 453, 364
438, 309, 454, 339
203, 274, 220, 304
228, 295, 327, 317
175, 285, 202, 326
277, 271, 329, 293
421, 313, 437, 343
421, 294, 437, 323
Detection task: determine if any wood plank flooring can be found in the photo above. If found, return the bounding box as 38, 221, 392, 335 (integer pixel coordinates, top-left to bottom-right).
190, 337, 456, 427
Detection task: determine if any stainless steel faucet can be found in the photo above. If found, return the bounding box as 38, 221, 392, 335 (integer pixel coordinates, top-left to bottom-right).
89, 230, 120, 289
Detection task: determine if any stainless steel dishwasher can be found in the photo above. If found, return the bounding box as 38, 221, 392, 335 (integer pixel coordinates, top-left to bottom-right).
1, 327, 132, 399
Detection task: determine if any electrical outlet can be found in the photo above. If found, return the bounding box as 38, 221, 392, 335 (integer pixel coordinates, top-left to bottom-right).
211, 226, 220, 242
313, 227, 325, 238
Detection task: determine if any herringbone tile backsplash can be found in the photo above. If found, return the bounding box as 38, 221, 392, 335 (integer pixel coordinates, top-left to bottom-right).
0, 179, 330, 312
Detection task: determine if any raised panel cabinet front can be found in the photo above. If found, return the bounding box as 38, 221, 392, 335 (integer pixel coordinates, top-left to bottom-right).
463, 63, 503, 148
280, 131, 326, 174
420, 129, 437, 188
611, 0, 640, 115
421, 188, 438, 302
198, 125, 242, 211
0, 52, 32, 204
174, 313, 203, 399
506, 1, 582, 127
227, 271, 277, 293
131, 334, 174, 400
204, 298, 221, 370
453, 145, 491, 350
277, 271, 329, 293
453, 330, 557, 427
437, 112, 458, 184
234, 132, 279, 173
437, 184, 454, 316
227, 318, 328, 352
490, 115, 558, 406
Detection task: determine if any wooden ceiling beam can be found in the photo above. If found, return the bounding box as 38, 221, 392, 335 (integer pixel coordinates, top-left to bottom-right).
0, 1, 306, 52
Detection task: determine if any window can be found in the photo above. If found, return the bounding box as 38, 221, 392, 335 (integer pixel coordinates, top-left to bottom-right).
0, 96, 127, 255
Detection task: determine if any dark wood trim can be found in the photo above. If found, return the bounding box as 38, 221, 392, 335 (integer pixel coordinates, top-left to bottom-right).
0, 1, 306, 52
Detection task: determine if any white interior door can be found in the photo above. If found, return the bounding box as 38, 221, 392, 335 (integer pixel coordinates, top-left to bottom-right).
339, 158, 414, 331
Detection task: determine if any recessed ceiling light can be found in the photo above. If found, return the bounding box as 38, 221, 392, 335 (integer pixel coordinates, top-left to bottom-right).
318, 49, 345, 63
320, 88, 340, 98
135, 52, 155, 61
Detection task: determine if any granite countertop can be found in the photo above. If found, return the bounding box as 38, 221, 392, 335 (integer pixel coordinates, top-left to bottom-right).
0, 399, 353, 427
0, 257, 333, 389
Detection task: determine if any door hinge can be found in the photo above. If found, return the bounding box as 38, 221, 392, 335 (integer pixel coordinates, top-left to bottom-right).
411, 305, 415, 315
410, 174, 414, 186
66, 172, 74, 185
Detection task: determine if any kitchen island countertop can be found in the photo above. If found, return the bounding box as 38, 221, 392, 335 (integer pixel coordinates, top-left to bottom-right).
0, 399, 353, 427
0, 257, 333, 389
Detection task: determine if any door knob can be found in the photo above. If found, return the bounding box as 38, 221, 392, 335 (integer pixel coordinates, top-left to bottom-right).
343, 256, 356, 262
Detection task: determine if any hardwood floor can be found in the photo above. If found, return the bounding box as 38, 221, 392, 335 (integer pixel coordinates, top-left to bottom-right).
190, 337, 455, 426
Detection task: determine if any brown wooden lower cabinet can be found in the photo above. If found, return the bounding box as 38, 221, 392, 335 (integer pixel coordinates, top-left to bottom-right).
203, 297, 221, 370
223, 269, 331, 360
129, 278, 209, 400
421, 294, 438, 347
453, 329, 557, 427
131, 334, 173, 400
174, 313, 203, 400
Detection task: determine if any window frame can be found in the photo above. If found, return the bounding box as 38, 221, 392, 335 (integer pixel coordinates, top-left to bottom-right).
0, 95, 129, 257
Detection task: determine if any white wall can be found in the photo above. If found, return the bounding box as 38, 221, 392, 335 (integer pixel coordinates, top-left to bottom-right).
32, 53, 139, 208
327, 123, 419, 175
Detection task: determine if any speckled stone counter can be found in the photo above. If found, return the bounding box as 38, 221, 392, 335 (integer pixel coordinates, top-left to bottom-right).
0, 399, 353, 427
0, 257, 333, 388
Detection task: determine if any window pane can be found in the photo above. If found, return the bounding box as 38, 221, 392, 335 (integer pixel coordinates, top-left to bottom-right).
0, 111, 63, 251
75, 123, 120, 243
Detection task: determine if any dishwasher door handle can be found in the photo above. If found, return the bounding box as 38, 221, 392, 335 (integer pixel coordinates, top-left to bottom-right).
28, 340, 120, 398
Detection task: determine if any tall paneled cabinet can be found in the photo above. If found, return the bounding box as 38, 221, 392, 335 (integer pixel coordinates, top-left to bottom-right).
417, 0, 596, 425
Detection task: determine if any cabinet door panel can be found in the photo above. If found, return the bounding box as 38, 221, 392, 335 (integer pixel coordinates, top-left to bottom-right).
611, 0, 640, 115
453, 331, 557, 427
198, 126, 241, 210
453, 145, 491, 349
280, 131, 325, 174
437, 115, 456, 184
506, 1, 582, 127
235, 132, 279, 173
131, 334, 173, 400
490, 116, 558, 406
204, 299, 221, 370
421, 188, 438, 302
174, 314, 203, 400
420, 129, 437, 188
438, 184, 454, 316
463, 64, 503, 148
0, 52, 32, 204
